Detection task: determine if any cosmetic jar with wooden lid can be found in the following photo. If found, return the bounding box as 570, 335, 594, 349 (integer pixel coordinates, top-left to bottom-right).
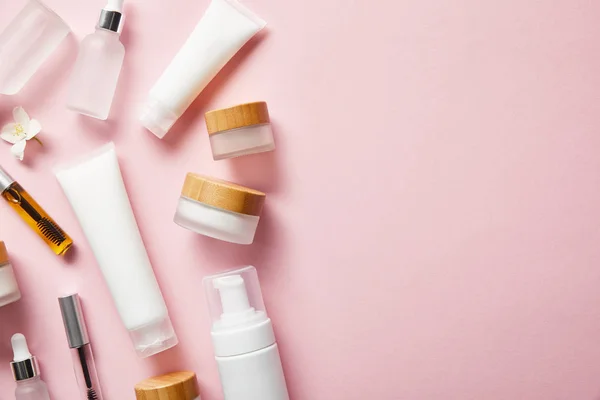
0, 241, 21, 307
174, 173, 266, 245
135, 371, 199, 400
205, 101, 275, 160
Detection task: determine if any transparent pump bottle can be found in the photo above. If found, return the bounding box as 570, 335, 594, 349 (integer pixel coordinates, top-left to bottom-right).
11, 334, 51, 400
66, 0, 125, 120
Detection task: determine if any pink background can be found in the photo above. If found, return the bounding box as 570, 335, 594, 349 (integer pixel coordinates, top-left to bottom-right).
1, 0, 600, 399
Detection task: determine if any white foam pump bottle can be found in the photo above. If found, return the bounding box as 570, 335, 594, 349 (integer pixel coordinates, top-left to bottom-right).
204, 266, 290, 400
66, 0, 125, 120
10, 333, 51, 400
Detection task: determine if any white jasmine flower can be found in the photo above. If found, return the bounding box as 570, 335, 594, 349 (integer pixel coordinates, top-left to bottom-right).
0, 107, 42, 161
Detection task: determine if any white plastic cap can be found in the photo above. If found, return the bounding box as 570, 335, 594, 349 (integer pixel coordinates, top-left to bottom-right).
203, 266, 275, 357
11, 333, 32, 362
140, 98, 178, 139
128, 316, 178, 358
205, 267, 268, 330
104, 0, 124, 12
215, 275, 253, 316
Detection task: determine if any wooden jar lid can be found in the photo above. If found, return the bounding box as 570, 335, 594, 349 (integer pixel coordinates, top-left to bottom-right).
134, 371, 198, 400
205, 101, 270, 135
181, 173, 266, 217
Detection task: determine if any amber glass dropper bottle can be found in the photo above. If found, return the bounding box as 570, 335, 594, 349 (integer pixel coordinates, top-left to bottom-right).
0, 166, 73, 255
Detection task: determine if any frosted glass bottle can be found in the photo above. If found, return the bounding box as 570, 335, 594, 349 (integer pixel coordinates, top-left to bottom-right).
11, 334, 51, 400
0, 0, 71, 95
15, 376, 51, 400
66, 0, 125, 120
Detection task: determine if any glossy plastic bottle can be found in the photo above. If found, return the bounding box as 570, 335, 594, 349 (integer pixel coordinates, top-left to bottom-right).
66, 0, 125, 120
11, 334, 51, 400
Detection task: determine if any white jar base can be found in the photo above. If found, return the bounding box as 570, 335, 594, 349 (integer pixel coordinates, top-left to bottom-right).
0, 263, 21, 308
174, 197, 259, 245
210, 124, 275, 160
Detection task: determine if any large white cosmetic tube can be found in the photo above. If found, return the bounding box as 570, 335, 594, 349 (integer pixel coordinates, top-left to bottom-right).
139, 0, 266, 139
55, 143, 178, 358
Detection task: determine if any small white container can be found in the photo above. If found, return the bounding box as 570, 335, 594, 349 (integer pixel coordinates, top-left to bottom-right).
204, 266, 290, 400
174, 174, 266, 245
0, 241, 21, 308
205, 102, 275, 160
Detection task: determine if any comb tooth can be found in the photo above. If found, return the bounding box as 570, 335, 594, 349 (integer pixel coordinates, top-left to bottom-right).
87, 389, 98, 400
36, 218, 66, 245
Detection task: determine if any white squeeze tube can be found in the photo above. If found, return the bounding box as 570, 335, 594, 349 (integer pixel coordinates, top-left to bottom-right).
54, 143, 178, 358
139, 0, 266, 139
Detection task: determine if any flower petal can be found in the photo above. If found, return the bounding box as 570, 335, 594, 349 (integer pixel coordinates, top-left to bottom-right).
12, 107, 30, 130
1, 123, 16, 135
11, 140, 26, 161
26, 119, 41, 139
1, 123, 24, 144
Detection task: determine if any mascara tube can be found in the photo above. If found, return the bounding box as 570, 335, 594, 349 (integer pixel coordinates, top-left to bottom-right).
0, 165, 73, 255
59, 294, 104, 400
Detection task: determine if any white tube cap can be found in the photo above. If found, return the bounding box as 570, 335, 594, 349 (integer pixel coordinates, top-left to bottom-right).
140, 98, 178, 139
216, 275, 251, 311
128, 316, 178, 358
